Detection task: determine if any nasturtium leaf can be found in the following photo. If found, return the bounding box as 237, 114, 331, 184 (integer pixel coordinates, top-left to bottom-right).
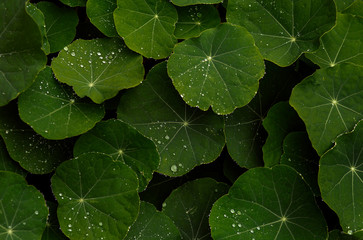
335, 0, 356, 12
280, 132, 320, 196
290, 63, 363, 156
328, 229, 360, 240
262, 101, 305, 167
87, 0, 118, 37
18, 67, 105, 140
59, 0, 86, 7
51, 38, 144, 104
171, 0, 223, 6
73, 119, 160, 191
0, 171, 48, 240
114, 0, 178, 59
209, 165, 328, 240
0, 138, 26, 176
168, 23, 265, 115
41, 202, 68, 240
0, 0, 47, 106
125, 201, 181, 240
118, 62, 225, 176
37, 1, 78, 53
162, 178, 228, 240
52, 153, 140, 240
174, 5, 220, 39
342, 0, 363, 17
305, 13, 363, 68
0, 103, 69, 174
318, 121, 363, 235
227, 0, 336, 66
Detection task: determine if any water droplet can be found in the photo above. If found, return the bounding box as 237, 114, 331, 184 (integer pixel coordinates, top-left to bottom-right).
170, 165, 178, 172
230, 209, 235, 214
71, 52, 75, 56
165, 135, 170, 140
34, 211, 39, 215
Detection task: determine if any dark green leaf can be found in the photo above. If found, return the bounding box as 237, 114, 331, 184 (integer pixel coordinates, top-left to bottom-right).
59, 0, 86, 7
328, 229, 360, 240
171, 0, 223, 6
335, 0, 356, 12
86, 0, 118, 37
342, 0, 363, 17
0, 138, 26, 176
41, 202, 68, 240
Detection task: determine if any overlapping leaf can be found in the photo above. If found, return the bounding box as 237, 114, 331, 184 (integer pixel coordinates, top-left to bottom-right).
41, 202, 68, 240
171, 0, 223, 6
0, 138, 26, 176
87, 0, 118, 37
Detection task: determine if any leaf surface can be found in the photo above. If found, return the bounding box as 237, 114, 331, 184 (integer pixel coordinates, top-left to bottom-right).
0, 138, 25, 176
59, 0, 86, 7
87, 0, 118, 37
171, 0, 223, 6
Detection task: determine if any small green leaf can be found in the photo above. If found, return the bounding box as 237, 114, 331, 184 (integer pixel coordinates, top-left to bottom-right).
210, 165, 328, 240
319, 121, 363, 235
290, 63, 363, 155
52, 153, 140, 240
0, 171, 48, 240
59, 0, 86, 7
171, 0, 223, 6
0, 138, 26, 176
168, 23, 265, 115
114, 0, 178, 59
73, 119, 160, 191
51, 38, 144, 104
86, 0, 118, 37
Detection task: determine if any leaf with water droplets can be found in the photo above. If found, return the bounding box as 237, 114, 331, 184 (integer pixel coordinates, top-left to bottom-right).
328, 229, 361, 240
0, 138, 26, 176
86, 0, 118, 37
51, 38, 144, 104
227, 0, 336, 66
171, 0, 223, 6
319, 121, 363, 235
52, 153, 140, 240
290, 63, 363, 155
118, 61, 225, 176
210, 165, 328, 240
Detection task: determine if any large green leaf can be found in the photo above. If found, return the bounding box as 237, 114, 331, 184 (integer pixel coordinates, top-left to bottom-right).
162, 178, 228, 239
209, 165, 327, 240
0, 171, 48, 240
0, 138, 26, 176
86, 0, 118, 37
0, 0, 46, 106
114, 0, 178, 59
51, 38, 144, 104
73, 119, 160, 191
59, 0, 86, 7
118, 62, 225, 176
305, 13, 363, 68
290, 64, 363, 155
52, 153, 140, 240
18, 67, 105, 140
328, 229, 360, 240
319, 121, 363, 235
171, 0, 223, 6
167, 23, 265, 115
227, 0, 336, 66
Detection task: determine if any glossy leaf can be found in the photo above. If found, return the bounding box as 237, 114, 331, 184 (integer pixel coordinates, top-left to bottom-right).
171, 0, 223, 6
73, 119, 160, 191
0, 138, 26, 176
168, 23, 265, 115
319, 121, 363, 235
118, 62, 225, 176
59, 0, 86, 7
0, 0, 46, 106
51, 38, 144, 104
52, 153, 140, 240
227, 0, 336, 66
210, 165, 328, 240
114, 0, 178, 59
290, 64, 363, 155
86, 0, 118, 37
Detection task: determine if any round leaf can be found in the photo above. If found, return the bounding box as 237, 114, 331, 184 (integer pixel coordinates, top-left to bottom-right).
51, 38, 144, 104
210, 165, 328, 240
171, 0, 223, 6
86, 0, 118, 37
52, 153, 140, 240
167, 23, 265, 115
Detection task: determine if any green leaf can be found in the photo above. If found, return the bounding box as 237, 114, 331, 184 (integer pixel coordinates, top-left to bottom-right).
52, 153, 140, 240
0, 0, 47, 106
73, 119, 160, 191
318, 121, 363, 235
0, 138, 26, 176
118, 62, 225, 176
342, 0, 363, 17
209, 165, 327, 240
227, 0, 336, 66
171, 0, 223, 6
162, 178, 229, 239
262, 101, 305, 167
174, 5, 220, 39
114, 0, 178, 59
86, 0, 118, 37
41, 202, 68, 240
305, 13, 363, 68
167, 23, 265, 115
51, 38, 144, 104
290, 63, 363, 155
59, 0, 86, 7
335, 0, 356, 12
18, 67, 104, 140
125, 201, 181, 240
0, 171, 48, 240
328, 229, 360, 240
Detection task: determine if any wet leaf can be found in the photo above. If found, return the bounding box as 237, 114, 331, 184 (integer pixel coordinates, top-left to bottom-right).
87, 0, 118, 37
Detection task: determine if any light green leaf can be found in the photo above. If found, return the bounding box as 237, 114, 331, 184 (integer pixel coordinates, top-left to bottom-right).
0, 171, 48, 240
319, 121, 363, 235
290, 63, 363, 155
227, 0, 336, 66
305, 13, 363, 68
210, 165, 327, 240
51, 38, 144, 104
73, 119, 160, 191
52, 153, 140, 240
0, 138, 26, 176
86, 0, 118, 37
114, 0, 178, 59
118, 62, 225, 176
41, 202, 68, 240
167, 23, 265, 115
0, 0, 47, 106
59, 0, 86, 7
171, 0, 223, 6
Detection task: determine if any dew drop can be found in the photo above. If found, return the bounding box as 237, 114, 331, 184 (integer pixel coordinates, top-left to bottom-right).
170, 165, 178, 172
